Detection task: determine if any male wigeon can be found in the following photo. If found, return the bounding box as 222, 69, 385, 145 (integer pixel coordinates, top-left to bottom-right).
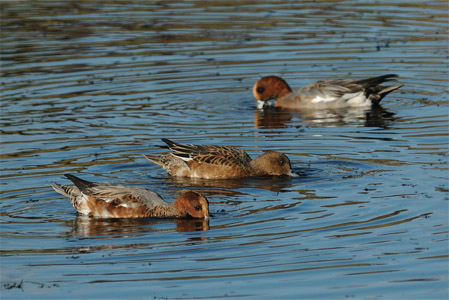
144, 138, 296, 179
253, 74, 403, 109
52, 174, 209, 219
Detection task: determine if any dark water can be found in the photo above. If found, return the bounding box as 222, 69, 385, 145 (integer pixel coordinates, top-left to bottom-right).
1, 1, 448, 299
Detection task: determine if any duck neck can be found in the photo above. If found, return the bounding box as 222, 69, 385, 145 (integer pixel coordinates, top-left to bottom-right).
275, 78, 292, 99
249, 156, 268, 176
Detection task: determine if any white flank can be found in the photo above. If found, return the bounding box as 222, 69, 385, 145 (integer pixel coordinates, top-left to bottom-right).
311, 96, 337, 103
77, 193, 93, 215
344, 91, 370, 106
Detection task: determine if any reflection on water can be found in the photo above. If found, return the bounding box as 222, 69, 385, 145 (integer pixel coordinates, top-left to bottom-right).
163, 174, 300, 192
254, 105, 397, 129
1, 0, 448, 299
70, 215, 210, 237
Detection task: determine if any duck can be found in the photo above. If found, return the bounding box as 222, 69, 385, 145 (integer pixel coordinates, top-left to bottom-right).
52, 174, 209, 219
252, 74, 403, 109
144, 138, 296, 179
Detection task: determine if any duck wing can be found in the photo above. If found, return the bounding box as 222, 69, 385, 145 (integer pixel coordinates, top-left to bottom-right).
296, 74, 401, 105
64, 174, 165, 208
162, 138, 252, 167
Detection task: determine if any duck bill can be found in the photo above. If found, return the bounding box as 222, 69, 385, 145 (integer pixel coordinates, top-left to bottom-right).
256, 100, 275, 109
256, 100, 265, 109
287, 170, 299, 177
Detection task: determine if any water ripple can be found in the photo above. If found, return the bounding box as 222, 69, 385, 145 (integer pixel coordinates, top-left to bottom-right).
1, 1, 448, 299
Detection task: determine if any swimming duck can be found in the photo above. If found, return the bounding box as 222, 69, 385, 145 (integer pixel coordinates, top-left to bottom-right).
144, 138, 296, 179
52, 174, 209, 219
253, 74, 403, 109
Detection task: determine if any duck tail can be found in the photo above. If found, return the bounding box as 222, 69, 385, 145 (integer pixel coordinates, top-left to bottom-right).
357, 74, 403, 105
378, 83, 404, 96
357, 74, 399, 87
161, 138, 197, 160
52, 182, 78, 198
143, 154, 164, 166
64, 174, 96, 192
161, 138, 178, 149
369, 83, 404, 104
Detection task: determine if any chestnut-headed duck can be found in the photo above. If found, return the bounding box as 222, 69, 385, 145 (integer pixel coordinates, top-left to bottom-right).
52, 174, 209, 219
253, 74, 403, 109
144, 138, 296, 179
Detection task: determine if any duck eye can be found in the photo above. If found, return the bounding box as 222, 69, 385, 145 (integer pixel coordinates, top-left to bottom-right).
194, 205, 202, 211
257, 87, 265, 94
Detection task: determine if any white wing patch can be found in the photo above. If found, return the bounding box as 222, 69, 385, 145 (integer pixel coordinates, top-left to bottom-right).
310, 95, 337, 103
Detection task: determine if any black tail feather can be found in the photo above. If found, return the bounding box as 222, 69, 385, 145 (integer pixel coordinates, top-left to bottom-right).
161, 138, 178, 149
356, 74, 398, 87
64, 174, 96, 192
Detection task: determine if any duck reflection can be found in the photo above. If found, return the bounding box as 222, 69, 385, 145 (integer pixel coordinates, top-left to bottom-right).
70, 214, 209, 237
164, 174, 297, 193
254, 105, 396, 129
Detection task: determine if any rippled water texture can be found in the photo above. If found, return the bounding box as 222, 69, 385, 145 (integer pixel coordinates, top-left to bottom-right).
1, 1, 448, 299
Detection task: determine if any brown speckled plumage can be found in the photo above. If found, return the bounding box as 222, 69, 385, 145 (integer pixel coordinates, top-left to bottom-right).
144, 138, 296, 179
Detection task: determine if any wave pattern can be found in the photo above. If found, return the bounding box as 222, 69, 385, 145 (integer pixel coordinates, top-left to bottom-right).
1, 1, 448, 299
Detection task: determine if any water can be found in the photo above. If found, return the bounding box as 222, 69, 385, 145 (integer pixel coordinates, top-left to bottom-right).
1, 1, 448, 299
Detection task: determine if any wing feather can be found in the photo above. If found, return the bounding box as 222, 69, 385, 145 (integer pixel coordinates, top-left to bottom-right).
162, 139, 251, 167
